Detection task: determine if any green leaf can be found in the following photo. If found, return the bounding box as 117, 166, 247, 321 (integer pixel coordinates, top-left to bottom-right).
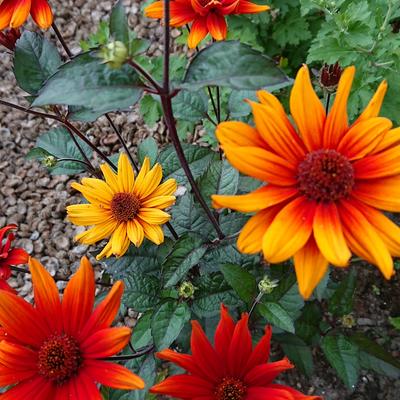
122, 274, 160, 312
350, 333, 400, 379
151, 301, 191, 350
220, 264, 257, 304
295, 302, 322, 344
36, 127, 92, 175
181, 41, 290, 91
129, 38, 150, 56
139, 95, 162, 127
131, 312, 153, 348
109, 0, 129, 45
321, 334, 360, 388
389, 316, 400, 330
258, 302, 295, 333
138, 137, 158, 166
328, 269, 357, 316
163, 234, 207, 288
276, 333, 314, 376
26, 147, 52, 161
33, 53, 143, 119
14, 31, 61, 95
172, 89, 209, 122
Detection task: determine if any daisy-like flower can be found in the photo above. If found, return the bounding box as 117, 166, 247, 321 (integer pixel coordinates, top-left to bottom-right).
0, 0, 53, 31
0, 224, 29, 293
145, 0, 270, 49
212, 65, 400, 299
0, 256, 145, 398
67, 153, 177, 260
150, 305, 321, 400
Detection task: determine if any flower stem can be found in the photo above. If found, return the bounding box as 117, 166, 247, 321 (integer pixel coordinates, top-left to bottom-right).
102, 345, 154, 361
52, 22, 73, 58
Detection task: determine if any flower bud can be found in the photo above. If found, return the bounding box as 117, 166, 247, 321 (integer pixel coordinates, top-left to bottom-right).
341, 314, 356, 329
0, 28, 21, 51
319, 62, 343, 92
99, 41, 128, 69
43, 155, 57, 168
178, 281, 197, 299
258, 276, 279, 294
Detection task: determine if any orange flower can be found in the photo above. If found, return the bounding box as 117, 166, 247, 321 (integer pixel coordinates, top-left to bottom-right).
0, 256, 145, 398
212, 65, 400, 299
0, 0, 53, 31
150, 305, 321, 400
145, 0, 269, 48
0, 224, 28, 293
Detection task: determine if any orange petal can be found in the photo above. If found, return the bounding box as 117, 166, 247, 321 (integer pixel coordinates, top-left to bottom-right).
29, 257, 62, 333
150, 374, 214, 397
262, 197, 316, 263
212, 185, 298, 212
216, 120, 267, 148
289, 65, 326, 151
235, 0, 270, 14
170, 1, 197, 26
0, 0, 15, 30
222, 144, 297, 185
85, 360, 145, 390
352, 176, 400, 212
353, 145, 400, 179
337, 117, 392, 160
355, 80, 387, 123
188, 17, 208, 48
10, 0, 31, 28
339, 199, 393, 279
293, 236, 329, 300
249, 100, 306, 162
206, 12, 227, 41
323, 66, 356, 148
237, 205, 285, 254
62, 256, 95, 336
30, 0, 53, 29
244, 358, 293, 386
156, 349, 205, 377
0, 376, 54, 400
313, 203, 351, 267
370, 127, 400, 154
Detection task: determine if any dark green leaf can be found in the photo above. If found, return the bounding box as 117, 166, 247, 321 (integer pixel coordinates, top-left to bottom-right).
122, 274, 160, 312
131, 312, 153, 348
295, 302, 322, 344
129, 38, 150, 56
139, 95, 162, 127
151, 301, 191, 350
172, 89, 209, 122
258, 302, 295, 333
328, 269, 357, 316
14, 31, 61, 95
138, 137, 158, 166
321, 334, 360, 388
109, 0, 129, 45
389, 316, 400, 330
220, 264, 257, 304
26, 147, 52, 160
181, 41, 290, 91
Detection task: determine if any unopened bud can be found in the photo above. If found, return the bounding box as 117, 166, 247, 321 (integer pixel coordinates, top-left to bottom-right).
178, 281, 196, 299
43, 155, 57, 168
258, 276, 279, 294
341, 314, 356, 329
99, 41, 128, 69
0, 28, 21, 51
319, 62, 343, 92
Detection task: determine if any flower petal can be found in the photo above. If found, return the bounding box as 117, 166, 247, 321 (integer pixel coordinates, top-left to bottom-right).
67, 204, 112, 226
138, 218, 164, 245
188, 17, 208, 48
214, 304, 235, 363
156, 349, 205, 377
293, 236, 329, 300
313, 203, 351, 267
323, 66, 356, 148
0, 0, 15, 30
75, 220, 118, 245
117, 153, 135, 193
100, 163, 119, 193
141, 195, 176, 209
245, 358, 293, 386
370, 127, 400, 154
111, 222, 129, 256
235, 0, 270, 14
216, 121, 266, 149
245, 325, 272, 370
4, 247, 29, 265
138, 208, 171, 225
10, 0, 31, 28
0, 377, 54, 400
126, 219, 145, 247
262, 197, 316, 263
146, 178, 177, 198
30, 0, 52, 29
206, 12, 227, 41
289, 65, 326, 151
136, 162, 163, 198
355, 80, 387, 123
246, 386, 294, 400
68, 371, 103, 400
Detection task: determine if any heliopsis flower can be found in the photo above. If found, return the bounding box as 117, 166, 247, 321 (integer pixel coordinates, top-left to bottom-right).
212, 65, 400, 299
0, 256, 145, 398
150, 305, 321, 400
0, 224, 29, 293
67, 153, 176, 260
0, 0, 53, 30
145, 0, 270, 48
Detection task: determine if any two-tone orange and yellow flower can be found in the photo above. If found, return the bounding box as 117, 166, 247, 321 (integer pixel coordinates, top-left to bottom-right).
212, 65, 400, 299
0, 0, 53, 31
0, 256, 144, 398
145, 0, 269, 48
67, 153, 177, 259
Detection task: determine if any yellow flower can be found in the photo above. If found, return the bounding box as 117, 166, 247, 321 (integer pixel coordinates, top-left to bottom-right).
67, 153, 177, 259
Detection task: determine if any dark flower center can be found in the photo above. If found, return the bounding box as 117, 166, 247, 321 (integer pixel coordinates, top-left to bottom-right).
297, 149, 354, 202
38, 334, 82, 384
200, 0, 222, 8
215, 377, 247, 400
111, 192, 141, 222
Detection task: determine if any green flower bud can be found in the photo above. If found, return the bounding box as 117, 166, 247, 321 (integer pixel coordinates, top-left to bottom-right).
43, 155, 57, 168
178, 281, 197, 299
341, 314, 356, 329
99, 41, 128, 69
258, 276, 279, 294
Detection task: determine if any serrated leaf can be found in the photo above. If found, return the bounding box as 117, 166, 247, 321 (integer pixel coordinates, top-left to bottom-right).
14, 31, 61, 95
258, 302, 295, 333
122, 274, 160, 312
328, 269, 357, 316
172, 89, 209, 122
321, 334, 360, 388
163, 234, 207, 287
181, 41, 290, 91
220, 264, 257, 304
151, 301, 191, 350
109, 0, 129, 45
138, 137, 158, 166
33, 52, 143, 117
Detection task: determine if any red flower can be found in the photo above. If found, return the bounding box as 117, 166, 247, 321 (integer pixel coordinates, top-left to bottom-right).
0, 224, 28, 293
0, 256, 145, 398
150, 305, 321, 400
0, 27, 20, 50
145, 0, 270, 48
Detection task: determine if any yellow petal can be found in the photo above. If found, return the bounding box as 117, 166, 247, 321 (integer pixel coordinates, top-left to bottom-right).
117, 153, 135, 193
147, 179, 177, 198
100, 163, 119, 193
216, 121, 266, 148
133, 157, 150, 194
71, 182, 112, 207
136, 163, 163, 198
67, 204, 112, 226
127, 219, 144, 247
111, 223, 129, 256
139, 219, 164, 245
138, 208, 171, 225
75, 220, 118, 245
141, 195, 176, 209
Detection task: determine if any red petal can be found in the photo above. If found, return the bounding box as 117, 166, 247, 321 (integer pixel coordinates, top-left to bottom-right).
68, 371, 103, 400
244, 358, 293, 386
10, 0, 31, 28
4, 247, 29, 265
0, 0, 15, 32
268, 384, 322, 399
188, 17, 208, 48
206, 12, 227, 41
214, 304, 235, 366
235, 0, 270, 14
0, 377, 53, 400
245, 325, 272, 371
0, 224, 17, 247
30, 0, 53, 29
156, 349, 205, 377
246, 386, 294, 400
